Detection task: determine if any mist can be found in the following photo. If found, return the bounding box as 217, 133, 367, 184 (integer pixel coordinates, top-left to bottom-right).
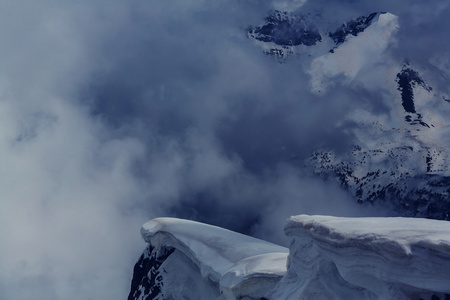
0, 0, 447, 299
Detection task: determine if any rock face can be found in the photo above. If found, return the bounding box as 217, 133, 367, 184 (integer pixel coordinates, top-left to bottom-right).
267, 215, 450, 300
248, 10, 321, 47
328, 12, 379, 47
309, 146, 450, 220
248, 10, 321, 59
128, 218, 288, 300
128, 245, 175, 300
308, 61, 450, 219
248, 11, 385, 59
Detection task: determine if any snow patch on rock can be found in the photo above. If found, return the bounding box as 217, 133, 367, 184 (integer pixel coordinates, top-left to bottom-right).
309, 12, 399, 94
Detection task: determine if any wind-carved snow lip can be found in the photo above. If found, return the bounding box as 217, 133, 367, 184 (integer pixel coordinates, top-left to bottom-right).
286, 215, 450, 257
132, 216, 450, 299
140, 217, 288, 299
267, 215, 450, 299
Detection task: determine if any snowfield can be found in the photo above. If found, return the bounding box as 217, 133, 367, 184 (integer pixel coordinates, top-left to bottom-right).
131, 216, 450, 300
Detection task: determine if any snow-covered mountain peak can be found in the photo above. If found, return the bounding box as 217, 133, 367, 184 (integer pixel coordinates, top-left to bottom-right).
247, 10, 394, 62
247, 10, 322, 59
307, 53, 450, 217
328, 12, 380, 47
247, 8, 450, 219
249, 10, 322, 47
309, 12, 398, 94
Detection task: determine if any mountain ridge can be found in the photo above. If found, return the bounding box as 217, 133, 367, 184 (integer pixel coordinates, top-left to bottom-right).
249, 9, 450, 219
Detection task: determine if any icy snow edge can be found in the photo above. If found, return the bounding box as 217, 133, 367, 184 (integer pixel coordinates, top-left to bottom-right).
267, 215, 450, 300
140, 217, 288, 299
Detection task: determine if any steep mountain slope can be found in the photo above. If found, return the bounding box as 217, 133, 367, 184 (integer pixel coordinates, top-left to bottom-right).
249, 10, 450, 219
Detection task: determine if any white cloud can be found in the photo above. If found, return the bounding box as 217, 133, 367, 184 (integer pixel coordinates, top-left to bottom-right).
272, 0, 307, 11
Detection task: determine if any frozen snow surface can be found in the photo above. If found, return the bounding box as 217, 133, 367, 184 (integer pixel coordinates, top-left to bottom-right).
267, 215, 450, 300
130, 216, 450, 300
132, 217, 288, 300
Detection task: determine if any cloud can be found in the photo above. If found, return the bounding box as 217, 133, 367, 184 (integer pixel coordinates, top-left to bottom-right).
272, 0, 308, 11
0, 98, 150, 299
248, 164, 395, 245
0, 0, 448, 299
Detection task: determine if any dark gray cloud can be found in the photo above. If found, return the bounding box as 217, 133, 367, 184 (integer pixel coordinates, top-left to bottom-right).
0, 0, 448, 299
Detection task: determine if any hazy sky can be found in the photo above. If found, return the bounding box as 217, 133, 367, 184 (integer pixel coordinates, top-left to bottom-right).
0, 1, 449, 299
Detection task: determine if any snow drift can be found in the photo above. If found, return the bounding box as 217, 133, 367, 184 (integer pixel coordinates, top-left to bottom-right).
129, 216, 450, 299
267, 215, 450, 300
130, 217, 288, 300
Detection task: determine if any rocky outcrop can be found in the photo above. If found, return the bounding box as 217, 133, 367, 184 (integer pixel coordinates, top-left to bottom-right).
329, 12, 380, 46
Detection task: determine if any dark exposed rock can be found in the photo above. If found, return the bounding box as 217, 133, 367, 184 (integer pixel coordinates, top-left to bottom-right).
128, 245, 175, 300
396, 67, 432, 115
248, 11, 385, 59
329, 12, 379, 46
248, 10, 322, 47
310, 148, 450, 221
397, 68, 419, 113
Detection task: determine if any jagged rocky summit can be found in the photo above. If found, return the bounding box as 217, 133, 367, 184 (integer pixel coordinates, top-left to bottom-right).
129, 216, 450, 299
249, 9, 450, 219
248, 10, 384, 60
248, 10, 322, 58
